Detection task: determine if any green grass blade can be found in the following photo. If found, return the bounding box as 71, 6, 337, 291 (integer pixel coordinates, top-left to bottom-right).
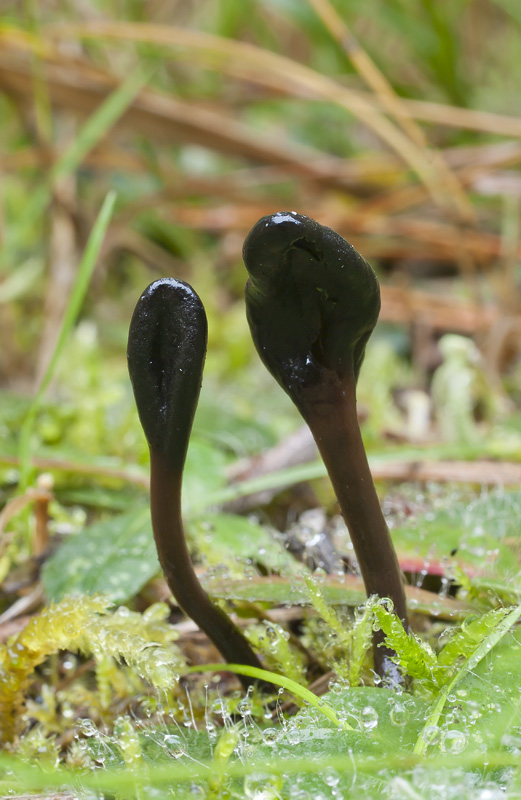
2, 749, 521, 796
50, 62, 154, 182
0, 63, 153, 271
414, 603, 521, 754
191, 443, 484, 513
186, 662, 353, 730
18, 190, 117, 489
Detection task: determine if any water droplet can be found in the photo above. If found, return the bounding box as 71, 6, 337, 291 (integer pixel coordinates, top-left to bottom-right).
286, 724, 301, 745
430, 601, 441, 617
289, 788, 311, 800
390, 703, 408, 726
262, 728, 279, 746
77, 719, 98, 738
477, 789, 504, 800
163, 734, 185, 756
205, 722, 217, 739
422, 725, 440, 745
243, 772, 281, 799
361, 706, 379, 730
329, 678, 348, 695
237, 698, 252, 718
212, 698, 225, 715
323, 766, 340, 786
441, 729, 467, 754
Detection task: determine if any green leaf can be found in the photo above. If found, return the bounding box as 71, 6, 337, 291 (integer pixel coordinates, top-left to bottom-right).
193, 393, 277, 456
183, 439, 229, 511
41, 506, 159, 603
415, 604, 521, 754
191, 512, 302, 576
458, 628, 521, 752
57, 485, 146, 511
204, 574, 367, 607
374, 602, 439, 687
19, 191, 117, 489
249, 686, 428, 795
414, 626, 521, 760
204, 574, 473, 619
392, 489, 521, 580
40, 440, 235, 604
187, 663, 350, 729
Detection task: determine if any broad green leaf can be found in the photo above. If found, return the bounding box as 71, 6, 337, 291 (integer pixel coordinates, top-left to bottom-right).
193, 393, 277, 456
204, 574, 367, 607
42, 442, 235, 603
450, 628, 521, 751
191, 512, 303, 576
392, 489, 521, 580
42, 506, 158, 603
204, 574, 473, 619
419, 618, 521, 756
57, 485, 145, 511
183, 439, 229, 511
249, 687, 427, 795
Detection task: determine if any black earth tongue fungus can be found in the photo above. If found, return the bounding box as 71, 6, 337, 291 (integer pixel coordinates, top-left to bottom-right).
127, 278, 266, 690
243, 212, 409, 686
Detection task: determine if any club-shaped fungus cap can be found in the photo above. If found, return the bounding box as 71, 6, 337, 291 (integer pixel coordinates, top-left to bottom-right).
243, 212, 380, 402
127, 278, 207, 470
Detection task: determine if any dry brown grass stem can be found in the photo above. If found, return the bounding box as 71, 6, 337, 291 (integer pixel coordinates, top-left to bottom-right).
387, 96, 521, 139
0, 145, 149, 173
162, 203, 520, 265
349, 142, 521, 217
306, 0, 473, 222
43, 21, 469, 217
0, 48, 385, 194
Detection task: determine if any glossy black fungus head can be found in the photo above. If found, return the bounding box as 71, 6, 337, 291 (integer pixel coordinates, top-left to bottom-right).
243, 212, 380, 402
127, 278, 207, 469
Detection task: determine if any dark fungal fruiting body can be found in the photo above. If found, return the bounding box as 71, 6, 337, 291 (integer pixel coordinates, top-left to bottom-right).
127, 278, 265, 688
244, 212, 408, 684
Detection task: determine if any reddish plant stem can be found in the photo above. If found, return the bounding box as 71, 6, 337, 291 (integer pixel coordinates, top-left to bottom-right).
296, 371, 408, 681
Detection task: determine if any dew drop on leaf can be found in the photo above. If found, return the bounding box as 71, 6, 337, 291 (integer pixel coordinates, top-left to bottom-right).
262, 728, 279, 746
237, 698, 252, 718
323, 766, 340, 786
77, 719, 98, 738
243, 772, 281, 799
441, 729, 467, 754
422, 725, 440, 745
288, 789, 311, 800
163, 733, 185, 756
286, 723, 301, 745
361, 705, 379, 730
205, 721, 217, 740
390, 703, 408, 726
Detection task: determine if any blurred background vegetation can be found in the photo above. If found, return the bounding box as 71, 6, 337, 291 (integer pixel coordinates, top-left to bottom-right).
0, 0, 521, 547
0, 0, 521, 545
0, 1, 520, 543
1, 0, 521, 786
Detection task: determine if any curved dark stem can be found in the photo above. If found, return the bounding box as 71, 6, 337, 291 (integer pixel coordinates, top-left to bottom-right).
296, 372, 408, 683
243, 211, 410, 685
150, 452, 267, 683
128, 278, 267, 692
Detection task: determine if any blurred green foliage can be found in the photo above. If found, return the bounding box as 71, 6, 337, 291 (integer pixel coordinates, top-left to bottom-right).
1, 0, 521, 796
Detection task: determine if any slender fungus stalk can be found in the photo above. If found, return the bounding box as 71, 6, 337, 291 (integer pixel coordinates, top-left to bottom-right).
243, 212, 408, 684
127, 278, 265, 689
